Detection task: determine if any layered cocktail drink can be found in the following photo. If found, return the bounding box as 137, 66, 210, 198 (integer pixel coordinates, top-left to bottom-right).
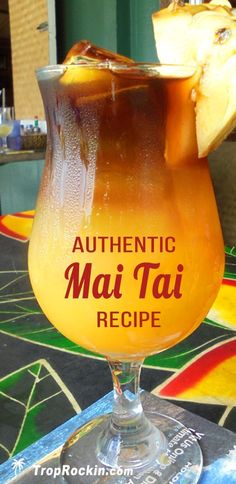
28, 0, 236, 474
29, 61, 224, 359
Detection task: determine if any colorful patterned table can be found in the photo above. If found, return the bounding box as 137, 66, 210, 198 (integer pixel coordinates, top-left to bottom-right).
0, 211, 235, 468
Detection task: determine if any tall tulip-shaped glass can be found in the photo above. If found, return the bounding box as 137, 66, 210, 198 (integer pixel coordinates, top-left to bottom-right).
28, 61, 224, 483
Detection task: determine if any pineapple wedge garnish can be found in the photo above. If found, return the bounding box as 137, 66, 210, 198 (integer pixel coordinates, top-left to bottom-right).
152, 0, 236, 157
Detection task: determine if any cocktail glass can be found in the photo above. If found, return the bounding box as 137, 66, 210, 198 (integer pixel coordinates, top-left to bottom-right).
0, 107, 14, 154
28, 61, 224, 483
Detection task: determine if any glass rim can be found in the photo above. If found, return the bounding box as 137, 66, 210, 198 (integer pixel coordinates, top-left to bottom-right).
36, 62, 196, 80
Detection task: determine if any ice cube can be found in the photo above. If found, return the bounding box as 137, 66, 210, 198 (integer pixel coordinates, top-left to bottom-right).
63, 40, 134, 65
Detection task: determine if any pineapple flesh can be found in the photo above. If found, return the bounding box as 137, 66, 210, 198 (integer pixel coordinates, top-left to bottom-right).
152, 0, 236, 157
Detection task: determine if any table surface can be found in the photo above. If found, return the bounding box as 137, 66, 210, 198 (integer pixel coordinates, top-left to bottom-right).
0, 211, 236, 475
1, 391, 236, 483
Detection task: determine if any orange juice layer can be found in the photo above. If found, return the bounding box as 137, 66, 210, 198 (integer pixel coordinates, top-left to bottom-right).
29, 66, 224, 359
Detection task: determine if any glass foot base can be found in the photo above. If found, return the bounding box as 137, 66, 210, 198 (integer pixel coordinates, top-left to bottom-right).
60, 412, 202, 483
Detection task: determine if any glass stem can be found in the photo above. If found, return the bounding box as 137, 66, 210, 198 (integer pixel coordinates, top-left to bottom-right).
97, 359, 167, 469
108, 359, 145, 429
2, 137, 7, 149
